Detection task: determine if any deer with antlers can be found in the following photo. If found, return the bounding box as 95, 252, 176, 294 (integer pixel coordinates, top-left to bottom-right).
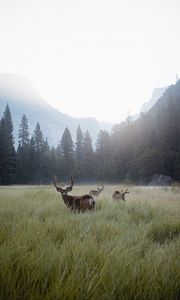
112, 189, 129, 201
53, 176, 95, 212
89, 184, 104, 198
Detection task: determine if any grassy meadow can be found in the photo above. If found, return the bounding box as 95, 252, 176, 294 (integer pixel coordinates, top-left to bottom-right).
0, 185, 180, 300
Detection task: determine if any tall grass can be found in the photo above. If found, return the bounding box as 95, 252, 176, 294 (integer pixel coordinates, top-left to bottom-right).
0, 185, 179, 300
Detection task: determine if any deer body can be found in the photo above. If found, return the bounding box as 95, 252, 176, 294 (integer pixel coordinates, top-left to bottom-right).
54, 176, 95, 212
89, 185, 104, 197
61, 193, 95, 211
112, 189, 129, 201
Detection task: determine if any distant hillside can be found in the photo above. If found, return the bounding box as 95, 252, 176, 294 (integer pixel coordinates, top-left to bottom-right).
0, 74, 112, 146
149, 82, 180, 120
141, 87, 168, 113
131, 86, 168, 121
110, 80, 180, 183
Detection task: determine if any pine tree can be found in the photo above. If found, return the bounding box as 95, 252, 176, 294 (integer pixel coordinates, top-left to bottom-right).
95, 130, 112, 180
32, 122, 44, 183
17, 114, 31, 183
33, 122, 44, 153
59, 127, 74, 179
29, 136, 36, 183
82, 130, 95, 182
18, 114, 29, 147
49, 146, 58, 178
56, 142, 65, 180
0, 104, 16, 185
75, 125, 84, 180
41, 138, 51, 183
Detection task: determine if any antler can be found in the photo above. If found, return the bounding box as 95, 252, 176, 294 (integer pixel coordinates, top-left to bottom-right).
53, 175, 58, 188
53, 175, 63, 192
124, 189, 129, 194
66, 175, 74, 192
121, 189, 129, 194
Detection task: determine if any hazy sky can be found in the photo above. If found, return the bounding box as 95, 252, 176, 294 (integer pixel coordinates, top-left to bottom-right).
0, 0, 180, 123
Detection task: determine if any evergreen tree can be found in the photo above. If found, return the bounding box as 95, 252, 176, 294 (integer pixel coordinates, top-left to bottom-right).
31, 122, 52, 184
0, 104, 16, 184
59, 127, 74, 179
41, 138, 51, 183
16, 114, 31, 183
95, 130, 112, 181
49, 146, 59, 178
29, 136, 36, 183
82, 130, 95, 181
75, 125, 84, 180
32, 122, 44, 183
56, 142, 65, 180
111, 122, 134, 181
18, 114, 29, 147
33, 122, 44, 153
136, 148, 165, 182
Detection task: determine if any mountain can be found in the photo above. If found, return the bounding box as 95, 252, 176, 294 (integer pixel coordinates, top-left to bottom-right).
141, 87, 168, 113
149, 81, 180, 118
131, 86, 168, 121
111, 80, 180, 183
0, 73, 113, 146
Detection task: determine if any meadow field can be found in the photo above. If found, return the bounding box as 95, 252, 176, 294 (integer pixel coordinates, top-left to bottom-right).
0, 185, 179, 300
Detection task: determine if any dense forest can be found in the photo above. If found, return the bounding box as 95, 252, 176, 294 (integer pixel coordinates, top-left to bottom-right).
0, 80, 180, 185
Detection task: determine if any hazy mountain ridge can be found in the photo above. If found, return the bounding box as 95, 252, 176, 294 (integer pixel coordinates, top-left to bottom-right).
0, 74, 113, 146
131, 86, 168, 121
141, 87, 168, 113
113, 79, 180, 184
149, 81, 180, 118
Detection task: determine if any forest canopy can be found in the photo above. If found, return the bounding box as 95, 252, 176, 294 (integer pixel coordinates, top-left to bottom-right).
0, 81, 180, 185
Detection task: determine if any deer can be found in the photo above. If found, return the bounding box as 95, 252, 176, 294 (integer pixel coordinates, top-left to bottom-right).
53, 175, 95, 212
89, 184, 104, 198
112, 189, 129, 201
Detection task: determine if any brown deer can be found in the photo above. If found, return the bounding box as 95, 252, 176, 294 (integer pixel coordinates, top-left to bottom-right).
53, 176, 95, 212
89, 184, 104, 197
112, 189, 129, 201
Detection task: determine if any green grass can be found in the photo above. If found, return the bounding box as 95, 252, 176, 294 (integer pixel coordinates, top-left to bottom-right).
0, 185, 180, 300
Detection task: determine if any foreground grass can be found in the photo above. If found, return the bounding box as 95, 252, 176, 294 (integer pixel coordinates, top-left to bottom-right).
0, 185, 180, 300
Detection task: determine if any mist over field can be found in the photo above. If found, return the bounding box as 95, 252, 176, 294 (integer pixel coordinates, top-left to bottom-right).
1, 79, 180, 185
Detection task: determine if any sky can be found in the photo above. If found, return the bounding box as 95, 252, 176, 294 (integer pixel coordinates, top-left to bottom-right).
0, 0, 180, 123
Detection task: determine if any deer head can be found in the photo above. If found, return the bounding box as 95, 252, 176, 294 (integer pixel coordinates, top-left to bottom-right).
112, 188, 129, 201
53, 175, 74, 196
121, 189, 129, 201
97, 184, 104, 192
89, 184, 104, 197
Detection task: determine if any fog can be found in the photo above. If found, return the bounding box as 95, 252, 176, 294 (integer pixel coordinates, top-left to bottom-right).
0, 0, 180, 122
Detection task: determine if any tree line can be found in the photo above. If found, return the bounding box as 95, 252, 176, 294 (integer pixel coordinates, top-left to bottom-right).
0, 81, 180, 185
0, 104, 111, 184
